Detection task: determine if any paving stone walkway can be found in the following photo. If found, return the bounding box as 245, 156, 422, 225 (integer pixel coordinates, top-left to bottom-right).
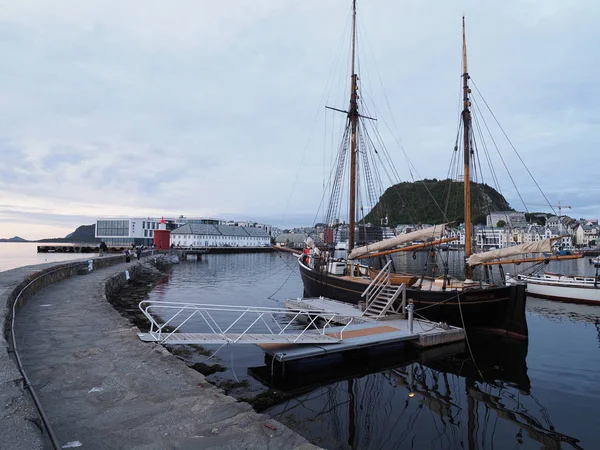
13, 261, 317, 450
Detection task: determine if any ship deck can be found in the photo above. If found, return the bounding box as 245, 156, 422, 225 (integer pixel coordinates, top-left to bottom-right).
328, 273, 481, 292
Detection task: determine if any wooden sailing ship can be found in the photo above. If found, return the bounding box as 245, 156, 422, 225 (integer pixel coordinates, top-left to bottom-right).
298, 5, 578, 339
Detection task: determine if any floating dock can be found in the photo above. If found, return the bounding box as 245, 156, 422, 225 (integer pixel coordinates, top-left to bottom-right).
261, 297, 465, 364
250, 340, 466, 391
135, 297, 465, 377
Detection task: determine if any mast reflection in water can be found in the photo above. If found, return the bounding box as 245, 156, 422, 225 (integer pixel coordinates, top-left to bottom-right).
259, 336, 582, 450
145, 253, 600, 449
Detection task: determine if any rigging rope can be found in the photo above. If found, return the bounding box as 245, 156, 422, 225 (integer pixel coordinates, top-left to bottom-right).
456, 291, 485, 380
471, 78, 554, 213
471, 94, 527, 213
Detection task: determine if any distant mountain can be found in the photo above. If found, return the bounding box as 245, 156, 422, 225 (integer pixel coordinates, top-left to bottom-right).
37, 225, 99, 243
0, 236, 28, 242
363, 179, 512, 226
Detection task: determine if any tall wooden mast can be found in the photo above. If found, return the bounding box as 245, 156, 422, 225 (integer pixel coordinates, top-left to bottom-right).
462, 16, 473, 279
348, 0, 359, 254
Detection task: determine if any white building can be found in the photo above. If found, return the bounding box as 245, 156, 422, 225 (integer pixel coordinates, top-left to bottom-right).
170, 223, 271, 247
95, 218, 160, 246
471, 224, 574, 251
447, 227, 465, 246
96, 216, 272, 247
574, 224, 600, 247
474, 227, 507, 249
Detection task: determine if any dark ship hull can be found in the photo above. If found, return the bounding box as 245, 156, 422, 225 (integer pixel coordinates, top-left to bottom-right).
298, 259, 528, 340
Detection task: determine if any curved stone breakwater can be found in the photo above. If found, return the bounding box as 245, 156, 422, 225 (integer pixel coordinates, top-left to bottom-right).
1, 255, 319, 450
105, 257, 172, 332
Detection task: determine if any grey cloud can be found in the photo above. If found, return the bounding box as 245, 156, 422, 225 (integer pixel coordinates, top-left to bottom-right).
0, 0, 598, 238
0, 208, 94, 229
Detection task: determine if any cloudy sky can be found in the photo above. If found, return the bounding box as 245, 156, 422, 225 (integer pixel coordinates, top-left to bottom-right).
0, 0, 598, 240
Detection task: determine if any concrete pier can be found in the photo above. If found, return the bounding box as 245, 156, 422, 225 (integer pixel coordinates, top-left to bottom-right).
1, 257, 318, 449
38, 244, 276, 255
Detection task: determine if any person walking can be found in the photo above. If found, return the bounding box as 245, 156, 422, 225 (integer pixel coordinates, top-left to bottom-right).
99, 241, 108, 257
136, 247, 142, 260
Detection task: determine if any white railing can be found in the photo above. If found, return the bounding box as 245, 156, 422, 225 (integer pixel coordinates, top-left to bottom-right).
138, 301, 354, 344
360, 260, 408, 317
361, 259, 393, 304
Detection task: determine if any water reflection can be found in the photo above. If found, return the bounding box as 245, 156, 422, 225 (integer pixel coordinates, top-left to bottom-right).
258, 335, 582, 450
141, 253, 599, 449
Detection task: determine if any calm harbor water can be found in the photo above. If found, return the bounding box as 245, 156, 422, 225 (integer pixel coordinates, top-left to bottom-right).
145, 251, 600, 449
3, 244, 600, 449
0, 242, 92, 272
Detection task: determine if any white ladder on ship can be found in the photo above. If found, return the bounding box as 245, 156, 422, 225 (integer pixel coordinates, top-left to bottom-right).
137, 301, 354, 345
361, 260, 406, 319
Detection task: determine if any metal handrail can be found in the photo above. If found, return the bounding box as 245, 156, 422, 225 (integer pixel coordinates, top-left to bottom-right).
138, 301, 354, 344
361, 259, 393, 303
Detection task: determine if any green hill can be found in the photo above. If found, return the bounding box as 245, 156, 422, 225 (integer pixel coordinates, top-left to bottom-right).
364, 179, 511, 226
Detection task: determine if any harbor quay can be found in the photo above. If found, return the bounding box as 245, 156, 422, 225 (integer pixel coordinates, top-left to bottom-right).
0, 256, 318, 449
37, 244, 276, 255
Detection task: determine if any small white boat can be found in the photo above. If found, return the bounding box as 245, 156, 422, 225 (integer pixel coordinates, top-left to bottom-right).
507, 272, 600, 305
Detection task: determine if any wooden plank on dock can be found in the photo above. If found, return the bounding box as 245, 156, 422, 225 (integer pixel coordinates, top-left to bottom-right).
284, 297, 465, 350
259, 322, 422, 362
325, 325, 398, 340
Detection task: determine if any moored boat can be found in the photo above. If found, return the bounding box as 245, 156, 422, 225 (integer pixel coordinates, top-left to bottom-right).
298, 6, 536, 340
299, 260, 529, 338
507, 271, 600, 305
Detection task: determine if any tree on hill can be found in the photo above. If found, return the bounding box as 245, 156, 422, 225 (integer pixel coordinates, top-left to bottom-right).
524, 213, 547, 226
363, 179, 512, 227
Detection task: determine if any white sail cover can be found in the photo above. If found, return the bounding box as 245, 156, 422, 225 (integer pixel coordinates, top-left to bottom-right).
466, 239, 553, 266
348, 224, 447, 260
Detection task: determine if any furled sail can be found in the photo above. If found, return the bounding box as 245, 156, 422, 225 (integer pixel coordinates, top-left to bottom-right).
348, 224, 447, 260
466, 239, 553, 266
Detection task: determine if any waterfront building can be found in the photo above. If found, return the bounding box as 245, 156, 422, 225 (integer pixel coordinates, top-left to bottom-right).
474, 226, 507, 249
446, 227, 465, 246
95, 218, 158, 246
95, 216, 272, 247
573, 223, 600, 247
170, 223, 271, 247
388, 214, 599, 251
274, 232, 308, 249
472, 224, 575, 251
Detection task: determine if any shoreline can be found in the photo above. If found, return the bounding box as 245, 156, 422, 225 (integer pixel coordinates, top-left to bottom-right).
1, 256, 319, 449
105, 258, 297, 412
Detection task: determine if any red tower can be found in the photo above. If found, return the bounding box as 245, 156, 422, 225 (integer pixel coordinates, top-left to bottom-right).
153, 217, 171, 250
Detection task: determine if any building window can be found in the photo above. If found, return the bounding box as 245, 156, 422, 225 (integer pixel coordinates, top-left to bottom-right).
97, 220, 129, 237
